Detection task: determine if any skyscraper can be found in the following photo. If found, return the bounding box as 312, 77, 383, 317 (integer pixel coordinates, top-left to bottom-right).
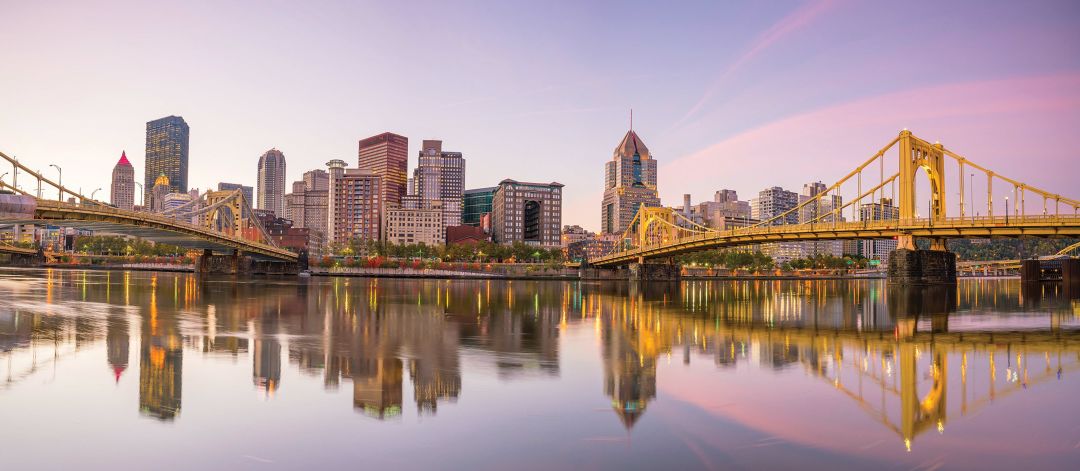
414, 139, 466, 230
601, 128, 660, 234
257, 148, 287, 216
144, 116, 189, 203
110, 151, 135, 210
358, 132, 408, 209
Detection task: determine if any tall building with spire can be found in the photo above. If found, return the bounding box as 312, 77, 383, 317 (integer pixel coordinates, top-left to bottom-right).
257, 148, 287, 216
600, 127, 660, 234
110, 151, 135, 210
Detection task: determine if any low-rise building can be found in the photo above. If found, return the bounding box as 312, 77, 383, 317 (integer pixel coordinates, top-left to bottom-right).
383, 200, 444, 246
491, 179, 563, 248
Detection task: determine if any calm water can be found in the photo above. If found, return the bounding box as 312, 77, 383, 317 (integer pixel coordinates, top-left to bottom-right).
1, 268, 1078, 470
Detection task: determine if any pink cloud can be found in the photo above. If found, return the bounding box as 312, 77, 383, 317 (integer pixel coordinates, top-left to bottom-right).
661, 73, 1080, 209
671, 0, 841, 130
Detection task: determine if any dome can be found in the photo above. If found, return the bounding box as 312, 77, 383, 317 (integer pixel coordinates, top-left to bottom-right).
154, 174, 170, 187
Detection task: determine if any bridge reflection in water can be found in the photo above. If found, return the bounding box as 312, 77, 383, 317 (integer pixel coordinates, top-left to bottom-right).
1, 270, 1077, 453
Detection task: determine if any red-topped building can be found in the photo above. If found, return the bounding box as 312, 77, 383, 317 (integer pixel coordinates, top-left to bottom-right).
111, 151, 135, 210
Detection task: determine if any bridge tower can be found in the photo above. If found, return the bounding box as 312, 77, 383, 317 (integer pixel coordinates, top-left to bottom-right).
897, 130, 946, 249
202, 190, 245, 236
889, 130, 956, 284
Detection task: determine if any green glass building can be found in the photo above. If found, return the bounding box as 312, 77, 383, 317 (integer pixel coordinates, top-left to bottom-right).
462, 187, 495, 226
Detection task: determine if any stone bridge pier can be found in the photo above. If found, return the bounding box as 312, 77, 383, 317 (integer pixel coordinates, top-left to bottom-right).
887, 241, 956, 285
628, 261, 681, 282
4, 250, 45, 267
195, 249, 300, 275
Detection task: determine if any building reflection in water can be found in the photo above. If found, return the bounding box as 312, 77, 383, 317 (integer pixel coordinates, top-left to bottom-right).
0, 268, 1078, 449
138, 278, 183, 420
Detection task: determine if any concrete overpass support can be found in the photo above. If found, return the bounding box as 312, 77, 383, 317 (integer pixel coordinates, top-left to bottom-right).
888, 248, 956, 285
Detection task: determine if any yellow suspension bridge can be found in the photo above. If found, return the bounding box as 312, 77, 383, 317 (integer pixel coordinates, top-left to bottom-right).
0, 150, 297, 264
590, 131, 1080, 277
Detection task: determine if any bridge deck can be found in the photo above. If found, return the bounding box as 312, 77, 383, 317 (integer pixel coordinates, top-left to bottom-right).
591, 215, 1080, 267
2, 200, 296, 261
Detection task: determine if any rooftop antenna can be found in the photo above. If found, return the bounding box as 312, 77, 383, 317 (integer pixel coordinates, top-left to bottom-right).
630, 108, 633, 131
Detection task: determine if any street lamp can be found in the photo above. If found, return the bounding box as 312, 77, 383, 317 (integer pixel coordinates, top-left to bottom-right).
91, 188, 102, 201
49, 164, 62, 201
1004, 196, 1009, 225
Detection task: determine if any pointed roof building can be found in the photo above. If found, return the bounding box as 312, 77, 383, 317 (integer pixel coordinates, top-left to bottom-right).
111, 150, 136, 210
601, 127, 661, 234
613, 130, 651, 160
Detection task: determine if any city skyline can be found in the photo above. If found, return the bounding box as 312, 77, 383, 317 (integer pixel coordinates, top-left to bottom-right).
2, 1, 1079, 232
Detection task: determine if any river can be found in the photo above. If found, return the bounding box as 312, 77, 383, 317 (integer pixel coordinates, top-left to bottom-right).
1, 268, 1078, 470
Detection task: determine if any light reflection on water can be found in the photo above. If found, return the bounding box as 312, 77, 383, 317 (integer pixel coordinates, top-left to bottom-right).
1, 268, 1079, 470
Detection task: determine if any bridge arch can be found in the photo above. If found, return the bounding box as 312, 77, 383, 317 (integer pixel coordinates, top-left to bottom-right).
897, 131, 947, 249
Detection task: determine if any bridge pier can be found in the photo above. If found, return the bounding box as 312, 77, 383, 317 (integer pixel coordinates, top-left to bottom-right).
1063, 259, 1080, 285
195, 249, 252, 275
628, 262, 681, 282
5, 251, 44, 267
887, 248, 956, 285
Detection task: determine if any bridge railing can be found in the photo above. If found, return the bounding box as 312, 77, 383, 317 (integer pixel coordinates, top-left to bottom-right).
32, 199, 294, 257
597, 214, 1080, 262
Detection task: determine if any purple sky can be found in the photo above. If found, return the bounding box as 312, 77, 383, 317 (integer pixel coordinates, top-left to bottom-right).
2, 0, 1079, 230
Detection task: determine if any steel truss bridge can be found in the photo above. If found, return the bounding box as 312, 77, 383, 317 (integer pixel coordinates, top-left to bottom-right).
590, 130, 1080, 267
0, 150, 296, 261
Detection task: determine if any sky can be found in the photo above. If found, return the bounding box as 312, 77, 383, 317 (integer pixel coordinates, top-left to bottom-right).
1, 0, 1079, 231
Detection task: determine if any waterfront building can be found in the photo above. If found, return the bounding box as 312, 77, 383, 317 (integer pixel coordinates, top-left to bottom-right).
859, 198, 900, 263
257, 148, 287, 216
144, 115, 189, 203
561, 225, 590, 247
601, 128, 660, 234
463, 187, 495, 226
414, 139, 466, 232
358, 132, 408, 209
329, 167, 382, 245
491, 179, 563, 247
384, 200, 444, 246
565, 232, 620, 262
110, 151, 135, 210
446, 225, 489, 245
750, 186, 799, 225
680, 190, 755, 230
284, 169, 329, 240
751, 186, 802, 263
255, 211, 321, 257
800, 181, 843, 257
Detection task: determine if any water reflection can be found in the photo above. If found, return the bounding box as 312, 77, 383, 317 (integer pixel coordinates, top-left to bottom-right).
1, 269, 1078, 465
